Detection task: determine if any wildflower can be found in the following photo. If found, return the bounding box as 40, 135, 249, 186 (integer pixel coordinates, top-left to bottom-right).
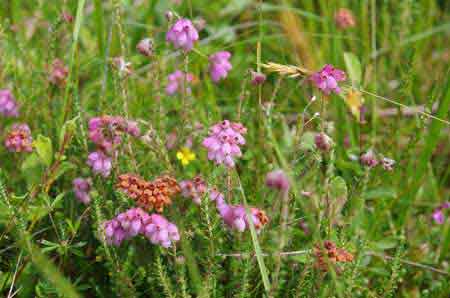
0, 89, 19, 117
73, 178, 92, 205
88, 116, 140, 153
166, 18, 199, 52
176, 147, 196, 166
360, 150, 378, 168
210, 189, 269, 232
137, 38, 154, 57
335, 8, 356, 30
265, 169, 290, 192
432, 202, 449, 224
165, 70, 194, 96
112, 57, 132, 77
166, 131, 178, 149
4, 123, 33, 152
61, 11, 74, 23
87, 151, 112, 177
165, 11, 174, 21
116, 174, 180, 212
209, 51, 232, 82
103, 208, 150, 246
313, 240, 353, 272
180, 176, 207, 204
250, 70, 266, 86
144, 214, 180, 248
48, 59, 69, 87
314, 132, 333, 152
310, 64, 346, 95
381, 157, 395, 171
202, 120, 247, 167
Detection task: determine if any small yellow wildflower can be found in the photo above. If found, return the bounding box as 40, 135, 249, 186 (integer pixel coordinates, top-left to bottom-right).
176, 147, 196, 166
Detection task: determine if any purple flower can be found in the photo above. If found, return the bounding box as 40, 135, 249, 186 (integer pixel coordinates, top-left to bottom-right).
180, 176, 207, 205
166, 18, 199, 51
265, 169, 290, 192
73, 178, 92, 205
202, 120, 247, 167
310, 64, 346, 95
4, 123, 33, 152
209, 51, 232, 82
165, 70, 194, 96
314, 132, 333, 152
87, 151, 112, 177
0, 89, 19, 117
360, 150, 378, 168
250, 71, 266, 86
103, 208, 150, 246
136, 38, 154, 57
144, 214, 180, 248
432, 202, 449, 224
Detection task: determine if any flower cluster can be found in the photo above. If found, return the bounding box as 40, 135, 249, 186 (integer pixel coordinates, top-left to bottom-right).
335, 8, 356, 30
166, 70, 194, 96
116, 173, 181, 212
4, 123, 33, 152
103, 208, 180, 248
0, 89, 19, 118
265, 169, 290, 192
137, 38, 154, 57
48, 59, 69, 87
313, 240, 354, 272
209, 51, 232, 82
180, 176, 207, 204
360, 150, 379, 168
87, 151, 112, 177
166, 18, 199, 52
310, 64, 346, 95
314, 132, 333, 152
210, 189, 269, 232
202, 120, 247, 167
73, 178, 92, 205
432, 202, 449, 224
88, 115, 140, 152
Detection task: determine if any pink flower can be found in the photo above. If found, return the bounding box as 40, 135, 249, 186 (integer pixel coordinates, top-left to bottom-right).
165, 70, 194, 96
180, 176, 207, 204
360, 150, 378, 168
103, 208, 150, 246
381, 157, 395, 171
202, 120, 247, 167
310, 64, 346, 95
144, 214, 180, 248
209, 51, 232, 82
432, 202, 449, 224
87, 151, 112, 177
335, 8, 356, 30
73, 178, 92, 205
0, 89, 19, 117
49, 59, 69, 87
265, 170, 290, 192
250, 71, 266, 86
4, 123, 33, 152
136, 38, 154, 57
314, 132, 333, 152
166, 18, 199, 51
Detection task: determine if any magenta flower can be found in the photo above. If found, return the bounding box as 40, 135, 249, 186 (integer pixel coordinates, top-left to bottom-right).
0, 89, 19, 117
73, 178, 92, 205
360, 150, 378, 168
250, 71, 266, 86
166, 18, 199, 51
310, 64, 346, 95
144, 214, 180, 248
136, 38, 154, 57
314, 132, 333, 152
265, 169, 290, 192
4, 123, 33, 152
209, 51, 232, 82
180, 176, 207, 205
202, 120, 247, 167
166, 70, 194, 96
432, 202, 449, 224
87, 151, 112, 177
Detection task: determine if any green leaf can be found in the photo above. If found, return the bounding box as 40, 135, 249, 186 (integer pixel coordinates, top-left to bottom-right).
343, 52, 362, 85
59, 116, 79, 149
329, 176, 348, 224
363, 188, 397, 200
373, 239, 398, 250
34, 135, 53, 167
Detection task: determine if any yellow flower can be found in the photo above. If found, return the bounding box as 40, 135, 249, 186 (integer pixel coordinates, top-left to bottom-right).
176, 147, 196, 166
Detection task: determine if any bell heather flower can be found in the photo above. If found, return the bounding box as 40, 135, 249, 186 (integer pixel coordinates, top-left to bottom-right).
137, 38, 154, 57
180, 176, 207, 205
202, 120, 247, 167
87, 151, 112, 177
432, 202, 449, 224
4, 123, 33, 152
360, 150, 378, 168
0, 89, 19, 117
315, 132, 333, 152
335, 8, 356, 30
209, 51, 232, 82
250, 70, 266, 86
310, 64, 346, 95
166, 70, 194, 96
166, 18, 199, 51
73, 178, 92, 205
144, 214, 180, 248
265, 169, 290, 192
49, 59, 69, 87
